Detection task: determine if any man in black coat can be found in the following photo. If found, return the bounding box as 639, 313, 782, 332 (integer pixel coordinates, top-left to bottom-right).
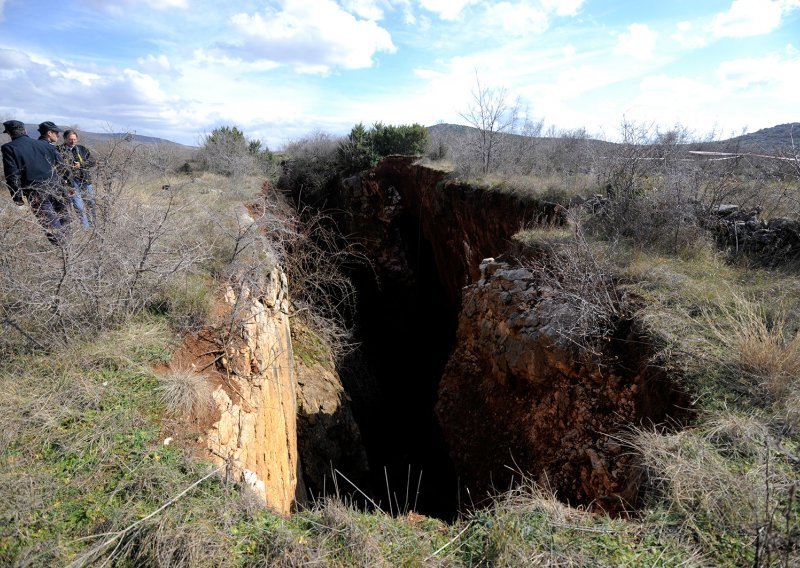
2, 120, 71, 242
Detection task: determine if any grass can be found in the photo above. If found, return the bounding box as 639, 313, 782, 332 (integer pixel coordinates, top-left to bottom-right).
157, 367, 216, 418
506, 223, 800, 565
0, 314, 741, 567
513, 224, 575, 250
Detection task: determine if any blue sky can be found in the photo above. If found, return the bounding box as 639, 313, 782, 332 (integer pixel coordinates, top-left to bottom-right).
0, 0, 798, 147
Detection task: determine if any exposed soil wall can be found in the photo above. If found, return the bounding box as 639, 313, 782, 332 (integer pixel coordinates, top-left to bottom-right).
347, 156, 564, 308
436, 259, 691, 512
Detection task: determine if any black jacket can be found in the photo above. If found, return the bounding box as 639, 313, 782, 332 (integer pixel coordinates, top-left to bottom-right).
59, 143, 95, 184
2, 135, 65, 204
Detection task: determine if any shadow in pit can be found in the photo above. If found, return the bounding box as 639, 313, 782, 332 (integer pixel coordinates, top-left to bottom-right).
330, 216, 461, 521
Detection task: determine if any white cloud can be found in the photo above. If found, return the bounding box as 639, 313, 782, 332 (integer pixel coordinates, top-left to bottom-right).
614, 23, 658, 61
550, 64, 619, 99
413, 68, 441, 79
708, 0, 788, 38
671, 21, 707, 49
620, 50, 800, 137
0, 50, 190, 139
0, 48, 35, 70
88, 0, 189, 12
418, 0, 479, 20
55, 69, 102, 86
541, 0, 584, 16
223, 0, 396, 73
191, 49, 281, 72
716, 53, 800, 92
627, 74, 719, 130
86, 0, 188, 11
341, 0, 385, 20
137, 54, 173, 74
484, 3, 549, 36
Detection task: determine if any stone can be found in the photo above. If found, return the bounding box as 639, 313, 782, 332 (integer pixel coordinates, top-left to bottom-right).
204, 263, 301, 516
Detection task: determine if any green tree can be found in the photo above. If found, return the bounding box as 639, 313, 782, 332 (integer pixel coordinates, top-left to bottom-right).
337, 122, 377, 174
337, 122, 428, 174
370, 122, 428, 157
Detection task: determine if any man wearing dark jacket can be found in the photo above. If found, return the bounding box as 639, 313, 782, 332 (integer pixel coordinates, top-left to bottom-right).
61, 129, 96, 226
2, 120, 71, 242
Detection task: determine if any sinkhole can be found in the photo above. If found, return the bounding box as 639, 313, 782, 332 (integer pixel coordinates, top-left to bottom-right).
335, 211, 461, 520
292, 177, 692, 520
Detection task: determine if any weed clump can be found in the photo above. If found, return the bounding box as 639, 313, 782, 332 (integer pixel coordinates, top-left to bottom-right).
157, 368, 215, 418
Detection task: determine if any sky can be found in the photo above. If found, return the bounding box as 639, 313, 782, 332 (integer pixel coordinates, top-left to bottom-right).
0, 0, 798, 148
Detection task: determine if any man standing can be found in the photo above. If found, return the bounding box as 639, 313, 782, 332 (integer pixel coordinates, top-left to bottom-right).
61, 129, 96, 226
2, 120, 71, 243
37, 121, 89, 228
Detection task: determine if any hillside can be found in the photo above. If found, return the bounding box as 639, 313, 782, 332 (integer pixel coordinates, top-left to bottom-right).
428, 121, 800, 156
721, 122, 800, 154
14, 122, 192, 149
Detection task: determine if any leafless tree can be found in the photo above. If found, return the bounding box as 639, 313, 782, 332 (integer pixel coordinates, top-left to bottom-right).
459, 72, 523, 175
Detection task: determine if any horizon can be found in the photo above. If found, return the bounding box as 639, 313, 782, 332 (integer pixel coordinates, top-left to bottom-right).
0, 1, 798, 149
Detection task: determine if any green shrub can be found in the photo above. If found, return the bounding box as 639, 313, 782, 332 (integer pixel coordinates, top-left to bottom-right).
337, 122, 428, 174
369, 122, 428, 157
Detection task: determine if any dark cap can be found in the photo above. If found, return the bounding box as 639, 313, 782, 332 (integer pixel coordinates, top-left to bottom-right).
38, 121, 61, 134
3, 120, 25, 134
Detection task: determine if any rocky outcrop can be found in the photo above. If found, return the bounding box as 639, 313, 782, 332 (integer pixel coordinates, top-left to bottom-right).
436, 259, 690, 512
709, 205, 800, 266
205, 266, 302, 515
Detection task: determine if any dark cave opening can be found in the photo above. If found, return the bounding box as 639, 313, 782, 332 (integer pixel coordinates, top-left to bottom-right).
338, 211, 461, 520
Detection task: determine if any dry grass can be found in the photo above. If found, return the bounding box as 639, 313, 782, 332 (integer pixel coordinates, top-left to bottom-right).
629, 428, 755, 531
157, 368, 215, 418
512, 224, 575, 250
413, 156, 455, 173
702, 293, 800, 401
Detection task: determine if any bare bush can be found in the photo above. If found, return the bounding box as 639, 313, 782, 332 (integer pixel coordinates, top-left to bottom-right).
279, 131, 341, 205
0, 138, 209, 353
261, 201, 362, 360
525, 223, 631, 355
196, 126, 256, 180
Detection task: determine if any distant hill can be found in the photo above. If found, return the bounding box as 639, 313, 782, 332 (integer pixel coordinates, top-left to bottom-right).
714, 123, 800, 154
13, 123, 191, 149
428, 122, 800, 157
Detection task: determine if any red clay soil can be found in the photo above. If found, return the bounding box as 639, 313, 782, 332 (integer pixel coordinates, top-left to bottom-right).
154, 329, 228, 454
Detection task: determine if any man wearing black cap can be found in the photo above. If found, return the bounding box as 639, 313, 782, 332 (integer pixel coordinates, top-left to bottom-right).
37, 120, 91, 228
38, 121, 61, 144
2, 119, 71, 243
